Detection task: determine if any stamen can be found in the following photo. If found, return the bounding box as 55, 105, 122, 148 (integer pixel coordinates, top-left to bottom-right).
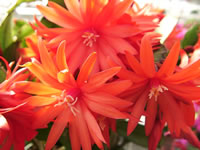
53, 90, 80, 116
82, 31, 100, 47
149, 85, 168, 101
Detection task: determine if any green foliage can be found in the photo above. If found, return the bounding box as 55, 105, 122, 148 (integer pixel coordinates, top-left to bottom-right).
41, 18, 60, 28
181, 24, 200, 49
14, 20, 34, 41
117, 120, 148, 148
154, 44, 169, 63
0, 14, 15, 52
59, 128, 71, 150
0, 66, 6, 83
36, 124, 52, 141
49, 0, 66, 8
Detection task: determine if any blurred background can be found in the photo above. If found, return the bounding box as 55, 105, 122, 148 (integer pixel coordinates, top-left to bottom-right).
1, 0, 200, 23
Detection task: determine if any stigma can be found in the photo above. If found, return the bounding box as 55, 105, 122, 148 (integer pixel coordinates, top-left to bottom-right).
82, 31, 100, 47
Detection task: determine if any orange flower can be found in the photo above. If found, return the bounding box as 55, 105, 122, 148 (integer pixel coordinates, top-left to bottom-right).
14, 39, 133, 150
0, 56, 37, 150
31, 0, 161, 73
18, 34, 40, 63
117, 34, 200, 149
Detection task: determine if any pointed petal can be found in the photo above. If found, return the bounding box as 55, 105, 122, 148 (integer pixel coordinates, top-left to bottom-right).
99, 38, 125, 68
125, 52, 145, 75
140, 34, 156, 77
57, 69, 76, 86
85, 99, 128, 119
64, 0, 82, 20
164, 59, 200, 84
111, 0, 133, 21
33, 105, 64, 128
157, 41, 180, 77
101, 25, 140, 38
148, 120, 164, 150
96, 0, 117, 26
166, 83, 200, 101
88, 67, 121, 88
84, 92, 132, 109
37, 5, 73, 28
158, 92, 184, 136
69, 122, 81, 150
127, 89, 149, 135
13, 81, 60, 95
26, 96, 56, 106
98, 80, 132, 95
104, 36, 137, 55
45, 108, 71, 150
181, 126, 200, 148
38, 2, 80, 28
180, 102, 195, 126
81, 102, 105, 143
68, 44, 88, 74
77, 52, 96, 85
145, 97, 157, 136
75, 104, 92, 150
24, 59, 69, 90
38, 39, 58, 77
56, 41, 69, 71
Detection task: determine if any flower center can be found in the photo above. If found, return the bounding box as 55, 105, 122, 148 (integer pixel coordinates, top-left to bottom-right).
82, 30, 100, 47
148, 80, 168, 101
53, 88, 81, 116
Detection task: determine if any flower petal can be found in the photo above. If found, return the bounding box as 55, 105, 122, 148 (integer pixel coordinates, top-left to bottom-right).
26, 96, 56, 106
97, 80, 132, 95
56, 40, 69, 71
69, 121, 81, 150
75, 104, 92, 150
127, 88, 149, 135
104, 36, 137, 55
140, 34, 156, 77
84, 92, 132, 109
165, 59, 200, 84
13, 81, 60, 95
85, 99, 128, 119
145, 97, 157, 136
24, 59, 68, 90
77, 52, 96, 85
81, 102, 105, 143
64, 0, 82, 20
157, 41, 180, 77
45, 108, 71, 150
38, 39, 58, 77
102, 25, 140, 38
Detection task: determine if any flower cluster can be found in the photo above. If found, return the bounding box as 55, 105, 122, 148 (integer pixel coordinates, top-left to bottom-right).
1, 0, 200, 150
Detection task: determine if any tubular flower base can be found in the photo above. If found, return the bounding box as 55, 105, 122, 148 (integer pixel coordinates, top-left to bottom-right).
117, 33, 200, 149
31, 0, 161, 72
0, 57, 37, 150
14, 39, 133, 150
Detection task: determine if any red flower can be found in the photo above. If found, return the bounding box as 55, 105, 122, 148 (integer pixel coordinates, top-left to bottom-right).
31, 0, 160, 73
14, 39, 132, 150
0, 56, 37, 150
118, 34, 200, 149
